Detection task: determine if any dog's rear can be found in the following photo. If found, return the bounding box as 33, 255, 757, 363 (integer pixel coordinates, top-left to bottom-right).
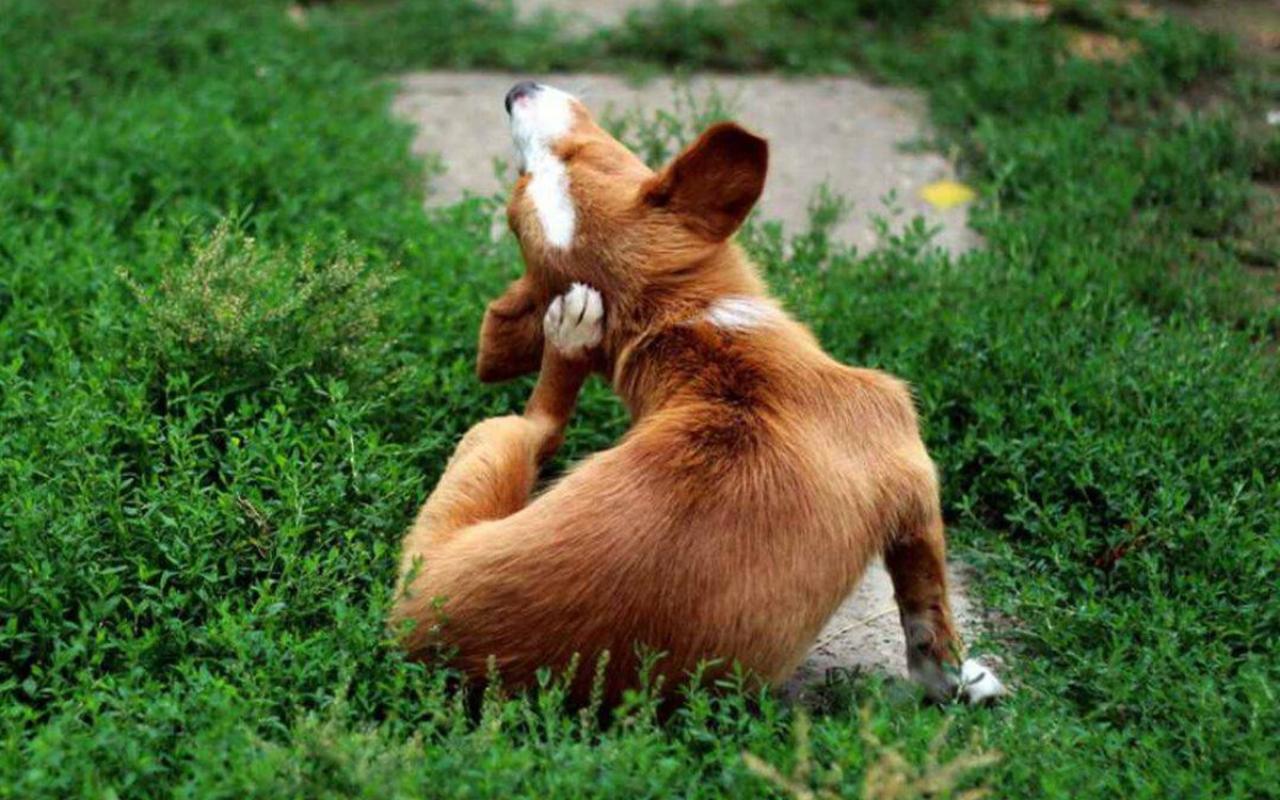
391, 82, 1003, 704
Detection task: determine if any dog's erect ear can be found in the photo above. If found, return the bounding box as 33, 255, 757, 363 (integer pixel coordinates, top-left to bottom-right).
643, 122, 768, 241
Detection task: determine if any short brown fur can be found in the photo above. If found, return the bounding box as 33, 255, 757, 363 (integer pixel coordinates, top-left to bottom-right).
392, 99, 965, 703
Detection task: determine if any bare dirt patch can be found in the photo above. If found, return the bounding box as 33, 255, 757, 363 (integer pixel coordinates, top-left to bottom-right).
517, 0, 725, 30
783, 562, 1003, 700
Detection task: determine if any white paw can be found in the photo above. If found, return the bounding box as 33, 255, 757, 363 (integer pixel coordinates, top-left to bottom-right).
958, 658, 1005, 704
543, 283, 603, 358
910, 656, 1006, 704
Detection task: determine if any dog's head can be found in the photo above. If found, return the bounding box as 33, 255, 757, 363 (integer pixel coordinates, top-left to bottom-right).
476, 81, 769, 382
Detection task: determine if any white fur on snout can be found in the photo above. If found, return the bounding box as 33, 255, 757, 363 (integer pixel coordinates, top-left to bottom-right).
510, 84, 576, 249
528, 159, 575, 249
704, 296, 779, 330
543, 283, 603, 358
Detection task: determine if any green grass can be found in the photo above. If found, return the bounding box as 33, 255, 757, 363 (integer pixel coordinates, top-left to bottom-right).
2, 0, 1277, 797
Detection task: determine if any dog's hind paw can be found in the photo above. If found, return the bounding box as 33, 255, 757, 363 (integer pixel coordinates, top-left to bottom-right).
543, 283, 603, 359
958, 658, 1005, 704
910, 656, 1007, 704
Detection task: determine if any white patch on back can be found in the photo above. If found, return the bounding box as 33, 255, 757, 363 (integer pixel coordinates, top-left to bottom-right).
704, 296, 778, 330
509, 85, 576, 249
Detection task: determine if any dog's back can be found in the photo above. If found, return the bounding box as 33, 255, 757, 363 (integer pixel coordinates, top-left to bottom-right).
397, 302, 939, 700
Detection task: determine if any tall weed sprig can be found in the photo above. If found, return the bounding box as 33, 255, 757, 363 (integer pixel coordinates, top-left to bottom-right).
121, 219, 393, 387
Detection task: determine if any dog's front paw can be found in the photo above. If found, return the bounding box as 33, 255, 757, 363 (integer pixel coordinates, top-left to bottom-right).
543, 283, 603, 359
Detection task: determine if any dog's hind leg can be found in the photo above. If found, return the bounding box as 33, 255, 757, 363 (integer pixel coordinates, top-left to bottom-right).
884, 484, 1004, 703
390, 285, 603, 639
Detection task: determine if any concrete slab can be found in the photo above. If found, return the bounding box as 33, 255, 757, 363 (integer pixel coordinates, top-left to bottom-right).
782, 561, 993, 700
393, 71, 979, 254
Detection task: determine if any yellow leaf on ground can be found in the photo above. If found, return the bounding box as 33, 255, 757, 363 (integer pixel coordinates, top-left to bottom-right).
920, 180, 977, 210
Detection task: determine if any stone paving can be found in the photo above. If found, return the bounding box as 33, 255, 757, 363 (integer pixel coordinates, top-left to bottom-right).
394, 71, 978, 255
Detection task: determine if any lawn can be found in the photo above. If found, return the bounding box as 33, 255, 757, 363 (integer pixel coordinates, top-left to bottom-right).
1, 0, 1277, 797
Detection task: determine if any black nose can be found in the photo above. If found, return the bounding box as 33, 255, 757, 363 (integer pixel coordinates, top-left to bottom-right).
505, 81, 540, 115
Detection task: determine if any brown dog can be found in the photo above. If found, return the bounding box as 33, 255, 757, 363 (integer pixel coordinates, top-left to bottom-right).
391, 81, 1003, 704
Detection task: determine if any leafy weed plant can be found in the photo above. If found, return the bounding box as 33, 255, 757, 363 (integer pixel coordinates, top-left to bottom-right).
121, 219, 391, 388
